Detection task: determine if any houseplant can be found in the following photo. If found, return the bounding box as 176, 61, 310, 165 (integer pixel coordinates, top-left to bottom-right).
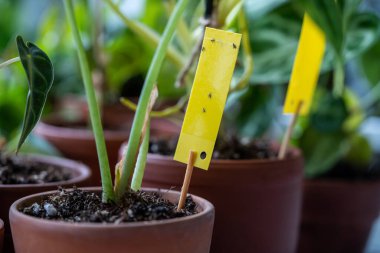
9, 0, 214, 252
0, 36, 91, 252
34, 0, 181, 184
120, 1, 305, 253
292, 0, 380, 252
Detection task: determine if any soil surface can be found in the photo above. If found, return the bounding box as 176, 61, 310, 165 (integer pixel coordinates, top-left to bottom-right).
0, 153, 71, 184
22, 188, 198, 223
323, 154, 380, 180
149, 136, 278, 159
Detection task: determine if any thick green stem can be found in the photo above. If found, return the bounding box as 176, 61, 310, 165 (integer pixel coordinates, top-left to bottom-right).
120, 95, 188, 118
333, 57, 345, 97
116, 0, 190, 199
103, 0, 186, 68
131, 124, 150, 191
64, 0, 115, 202
0, 57, 20, 69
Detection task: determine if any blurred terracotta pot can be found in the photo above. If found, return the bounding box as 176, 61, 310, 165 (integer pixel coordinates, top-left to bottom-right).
0, 219, 3, 253
137, 148, 303, 253
0, 155, 91, 253
10, 187, 214, 253
35, 120, 128, 185
35, 105, 180, 185
298, 179, 380, 253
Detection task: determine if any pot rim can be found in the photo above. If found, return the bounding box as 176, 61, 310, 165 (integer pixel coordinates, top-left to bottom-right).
0, 155, 91, 189
10, 187, 214, 229
304, 177, 380, 185
147, 147, 302, 166
35, 121, 129, 140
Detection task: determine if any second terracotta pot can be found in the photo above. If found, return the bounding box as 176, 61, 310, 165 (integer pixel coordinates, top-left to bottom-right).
0, 219, 3, 253
10, 187, 214, 253
0, 155, 91, 253
298, 178, 380, 253
142, 150, 304, 253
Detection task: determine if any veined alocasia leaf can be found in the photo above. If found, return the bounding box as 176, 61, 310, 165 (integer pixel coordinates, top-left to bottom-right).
16, 35, 54, 152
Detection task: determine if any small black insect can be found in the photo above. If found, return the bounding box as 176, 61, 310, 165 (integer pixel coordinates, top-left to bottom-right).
208, 93, 212, 99
202, 107, 206, 113
232, 43, 237, 49
211, 38, 215, 43
201, 46, 205, 52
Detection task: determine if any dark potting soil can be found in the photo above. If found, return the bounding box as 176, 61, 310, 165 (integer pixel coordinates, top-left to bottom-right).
22, 188, 198, 223
149, 136, 278, 159
0, 153, 71, 184
321, 154, 380, 180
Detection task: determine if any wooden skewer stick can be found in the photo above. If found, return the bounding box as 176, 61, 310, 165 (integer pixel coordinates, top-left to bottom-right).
278, 101, 303, 160
177, 151, 196, 211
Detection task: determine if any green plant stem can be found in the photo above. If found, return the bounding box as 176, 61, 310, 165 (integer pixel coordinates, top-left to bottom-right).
103, 0, 186, 68
116, 0, 190, 199
120, 95, 188, 118
333, 57, 345, 97
64, 0, 115, 203
0, 57, 20, 69
130, 123, 150, 191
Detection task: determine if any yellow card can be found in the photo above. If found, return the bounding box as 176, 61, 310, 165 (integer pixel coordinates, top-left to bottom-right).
283, 13, 326, 115
174, 27, 241, 170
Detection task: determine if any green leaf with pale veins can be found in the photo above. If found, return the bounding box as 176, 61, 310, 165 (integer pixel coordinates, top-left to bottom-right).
16, 35, 54, 152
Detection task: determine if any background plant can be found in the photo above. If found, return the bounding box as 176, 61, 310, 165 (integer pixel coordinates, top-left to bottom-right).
292, 0, 380, 178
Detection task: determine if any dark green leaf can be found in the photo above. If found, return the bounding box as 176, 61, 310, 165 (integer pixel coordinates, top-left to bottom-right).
16, 35, 54, 152
310, 93, 348, 133
343, 133, 372, 168
224, 85, 280, 138
299, 127, 349, 178
346, 12, 380, 60
360, 39, 380, 85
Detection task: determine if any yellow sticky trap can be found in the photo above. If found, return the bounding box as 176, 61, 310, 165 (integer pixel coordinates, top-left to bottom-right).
283, 13, 326, 115
174, 27, 241, 170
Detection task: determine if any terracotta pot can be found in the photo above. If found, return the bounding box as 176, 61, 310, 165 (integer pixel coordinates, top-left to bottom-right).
0, 155, 91, 253
35, 105, 180, 185
10, 187, 214, 253
139, 149, 303, 253
298, 179, 380, 253
0, 219, 3, 253
35, 121, 129, 185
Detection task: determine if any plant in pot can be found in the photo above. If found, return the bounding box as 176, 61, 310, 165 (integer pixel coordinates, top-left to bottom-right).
33, 0, 184, 184
9, 0, 214, 252
0, 36, 91, 253
120, 1, 307, 253
291, 0, 380, 252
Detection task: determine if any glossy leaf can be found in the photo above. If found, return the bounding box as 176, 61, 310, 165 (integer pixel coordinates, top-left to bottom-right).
16, 35, 54, 152
343, 133, 373, 168
299, 127, 349, 178
310, 93, 348, 133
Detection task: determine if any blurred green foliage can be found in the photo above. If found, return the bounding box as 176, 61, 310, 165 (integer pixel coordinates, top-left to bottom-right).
292, 0, 380, 177
1, 0, 380, 175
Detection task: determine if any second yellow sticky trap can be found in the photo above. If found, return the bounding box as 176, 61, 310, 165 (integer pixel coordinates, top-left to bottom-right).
283, 13, 326, 115
174, 27, 241, 170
